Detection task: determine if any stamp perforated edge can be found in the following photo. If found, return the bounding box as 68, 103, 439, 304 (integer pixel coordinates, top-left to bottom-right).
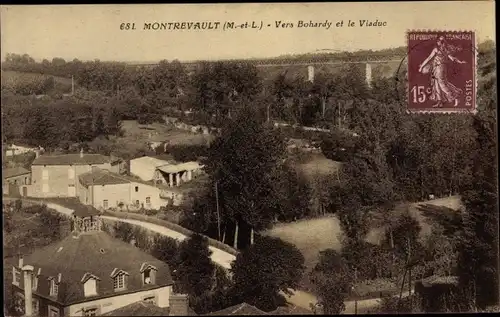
405, 29, 478, 115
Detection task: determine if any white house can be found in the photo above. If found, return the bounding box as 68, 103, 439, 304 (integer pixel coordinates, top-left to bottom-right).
129, 156, 172, 182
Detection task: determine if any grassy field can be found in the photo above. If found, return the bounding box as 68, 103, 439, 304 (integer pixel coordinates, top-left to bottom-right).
263, 195, 464, 296
1, 70, 73, 93
263, 214, 343, 293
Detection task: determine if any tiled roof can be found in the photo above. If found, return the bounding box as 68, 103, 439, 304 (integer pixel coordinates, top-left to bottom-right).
32, 154, 112, 166
19, 232, 173, 306
156, 162, 203, 174
130, 156, 171, 168
270, 305, 314, 315
205, 303, 268, 316
103, 302, 170, 316
79, 169, 130, 187
2, 166, 30, 179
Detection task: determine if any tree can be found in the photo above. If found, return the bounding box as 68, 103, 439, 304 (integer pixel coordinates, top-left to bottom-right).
230, 235, 305, 312
456, 112, 498, 310
204, 106, 286, 248
93, 112, 108, 138
175, 233, 215, 298
310, 249, 352, 314
151, 235, 180, 270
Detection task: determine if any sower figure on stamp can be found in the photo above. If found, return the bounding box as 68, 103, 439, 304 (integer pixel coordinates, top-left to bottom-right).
418, 36, 467, 108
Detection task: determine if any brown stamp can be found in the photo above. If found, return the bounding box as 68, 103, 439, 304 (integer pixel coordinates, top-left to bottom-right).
407, 31, 477, 113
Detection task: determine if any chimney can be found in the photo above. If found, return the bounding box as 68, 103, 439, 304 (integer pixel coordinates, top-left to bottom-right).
35, 150, 40, 158
169, 294, 189, 316
80, 148, 84, 158
18, 255, 23, 268
22, 265, 34, 317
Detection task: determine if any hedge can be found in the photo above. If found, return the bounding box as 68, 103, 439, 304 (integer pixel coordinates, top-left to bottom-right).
102, 210, 239, 256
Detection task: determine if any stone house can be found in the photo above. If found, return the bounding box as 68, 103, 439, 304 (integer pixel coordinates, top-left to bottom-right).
10, 209, 175, 317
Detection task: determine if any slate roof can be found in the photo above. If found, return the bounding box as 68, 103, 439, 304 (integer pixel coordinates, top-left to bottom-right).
19, 231, 174, 306
32, 154, 111, 166
205, 303, 268, 315
79, 169, 130, 187
3, 167, 31, 179
102, 302, 171, 316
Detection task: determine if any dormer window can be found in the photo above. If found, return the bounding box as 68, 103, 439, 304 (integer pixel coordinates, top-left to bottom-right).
110, 269, 129, 291
140, 263, 157, 286
81, 273, 100, 297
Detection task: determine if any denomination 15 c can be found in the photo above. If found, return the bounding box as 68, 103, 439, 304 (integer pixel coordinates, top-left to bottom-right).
120, 23, 136, 30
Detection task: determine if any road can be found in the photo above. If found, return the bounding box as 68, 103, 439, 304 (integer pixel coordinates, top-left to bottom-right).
12, 198, 411, 314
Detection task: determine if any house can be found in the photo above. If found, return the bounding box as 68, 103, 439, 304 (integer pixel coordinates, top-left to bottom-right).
78, 168, 171, 210
4, 144, 43, 157
28, 150, 120, 198
3, 167, 32, 196
153, 161, 204, 187
129, 156, 172, 182
10, 208, 175, 317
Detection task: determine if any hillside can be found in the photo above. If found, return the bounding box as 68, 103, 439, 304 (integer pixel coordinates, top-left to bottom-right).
1, 70, 73, 95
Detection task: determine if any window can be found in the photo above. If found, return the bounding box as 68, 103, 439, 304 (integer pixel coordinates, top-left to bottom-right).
83, 278, 98, 297
14, 179, 17, 185
135, 186, 139, 192
143, 268, 157, 285
50, 280, 59, 297
143, 296, 156, 305
24, 177, 28, 184
83, 308, 98, 316
68, 167, 75, 179
12, 268, 21, 285
32, 299, 39, 316
48, 306, 60, 317
103, 200, 108, 209
146, 197, 151, 204
113, 274, 126, 290
42, 183, 49, 193
135, 200, 140, 206
42, 169, 49, 180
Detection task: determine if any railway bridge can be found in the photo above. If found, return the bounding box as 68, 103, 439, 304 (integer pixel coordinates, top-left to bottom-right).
126, 54, 407, 87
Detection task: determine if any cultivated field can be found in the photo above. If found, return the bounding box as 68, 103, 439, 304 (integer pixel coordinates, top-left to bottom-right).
121, 120, 214, 147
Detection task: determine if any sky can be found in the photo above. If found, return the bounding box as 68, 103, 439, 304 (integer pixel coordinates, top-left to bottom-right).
0, 2, 495, 63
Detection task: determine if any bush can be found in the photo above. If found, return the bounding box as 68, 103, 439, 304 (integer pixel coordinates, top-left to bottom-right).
151, 234, 180, 268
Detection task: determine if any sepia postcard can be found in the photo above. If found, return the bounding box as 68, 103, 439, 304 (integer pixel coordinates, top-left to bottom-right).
1, 2, 497, 316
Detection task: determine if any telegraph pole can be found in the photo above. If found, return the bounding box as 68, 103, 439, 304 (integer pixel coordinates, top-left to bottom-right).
353, 267, 358, 315
215, 181, 221, 241
71, 75, 74, 95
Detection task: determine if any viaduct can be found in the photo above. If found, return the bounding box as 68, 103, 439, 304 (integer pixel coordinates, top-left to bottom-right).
126, 55, 407, 87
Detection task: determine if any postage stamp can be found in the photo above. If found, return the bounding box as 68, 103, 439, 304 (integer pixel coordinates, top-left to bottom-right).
407, 31, 476, 113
